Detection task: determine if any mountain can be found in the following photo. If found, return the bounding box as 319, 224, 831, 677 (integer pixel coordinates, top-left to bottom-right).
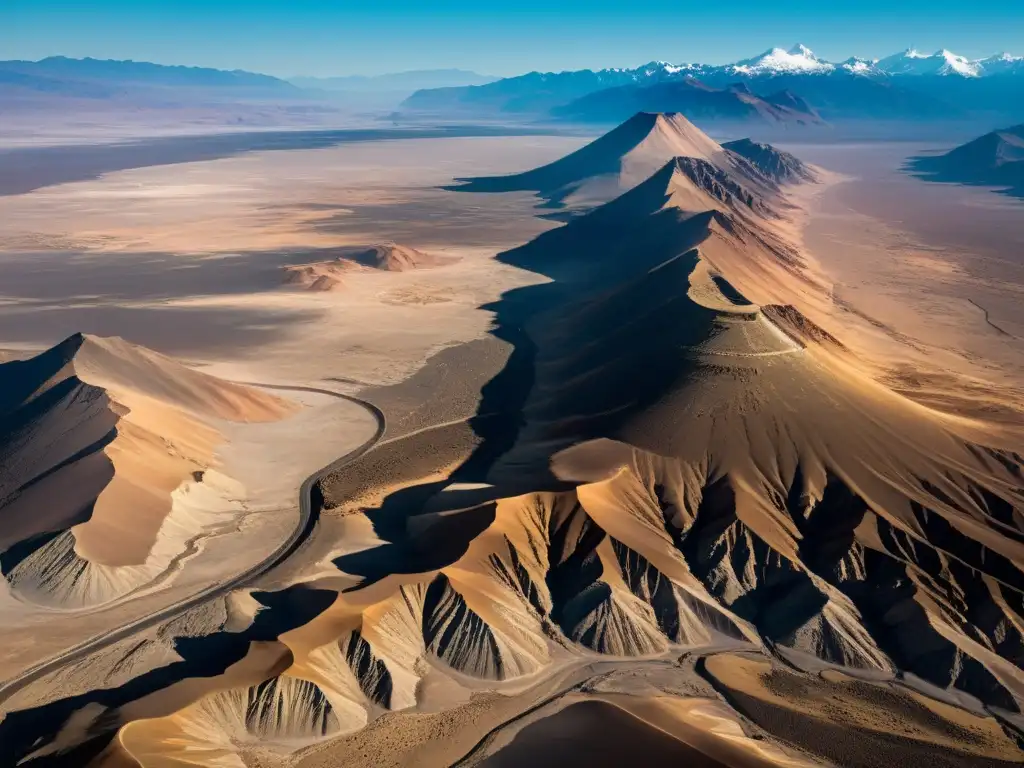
0, 56, 328, 131
402, 43, 1024, 124
981, 53, 1024, 76
550, 78, 823, 126
0, 333, 293, 609
400, 62, 710, 115
0, 56, 345, 134
319, 113, 1024, 725
909, 123, 1024, 198
876, 49, 983, 77
0, 56, 300, 97
722, 138, 819, 183
763, 88, 816, 113
289, 69, 497, 93
448, 112, 809, 211
729, 44, 836, 76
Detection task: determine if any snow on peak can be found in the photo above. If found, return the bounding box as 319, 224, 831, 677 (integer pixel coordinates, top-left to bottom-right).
730, 44, 834, 76
631, 60, 702, 78
572, 45, 1024, 85
877, 48, 981, 76
840, 57, 879, 75
937, 49, 982, 76
980, 52, 1024, 75
658, 62, 696, 75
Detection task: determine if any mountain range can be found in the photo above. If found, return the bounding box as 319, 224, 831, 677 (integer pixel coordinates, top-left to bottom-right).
0, 56, 302, 101
402, 44, 1024, 125
0, 57, 496, 118
8, 47, 1024, 133
551, 80, 823, 126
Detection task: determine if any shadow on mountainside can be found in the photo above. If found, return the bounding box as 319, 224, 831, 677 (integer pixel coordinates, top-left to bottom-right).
3, 586, 336, 768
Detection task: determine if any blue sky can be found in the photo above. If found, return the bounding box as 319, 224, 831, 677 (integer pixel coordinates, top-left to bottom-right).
2, 0, 1022, 77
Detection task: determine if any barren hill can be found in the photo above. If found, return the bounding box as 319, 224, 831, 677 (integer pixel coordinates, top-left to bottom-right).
0, 333, 293, 608
722, 138, 819, 183
451, 111, 815, 212
314, 128, 1024, 722
909, 124, 1024, 198
283, 243, 457, 291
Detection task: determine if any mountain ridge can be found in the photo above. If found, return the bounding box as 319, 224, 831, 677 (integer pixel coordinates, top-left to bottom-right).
402, 43, 1024, 123
551, 78, 824, 126
447, 111, 802, 212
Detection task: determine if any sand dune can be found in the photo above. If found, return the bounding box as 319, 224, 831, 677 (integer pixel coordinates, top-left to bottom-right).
0, 333, 294, 608
283, 243, 458, 291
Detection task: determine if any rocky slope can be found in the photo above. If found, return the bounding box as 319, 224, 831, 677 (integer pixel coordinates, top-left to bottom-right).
450, 111, 813, 213
551, 79, 823, 126
0, 333, 292, 609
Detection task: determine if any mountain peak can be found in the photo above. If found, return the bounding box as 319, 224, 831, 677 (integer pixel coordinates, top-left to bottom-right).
877, 47, 981, 77
730, 44, 834, 76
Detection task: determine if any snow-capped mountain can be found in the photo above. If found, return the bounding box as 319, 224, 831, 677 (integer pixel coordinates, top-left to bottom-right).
402, 43, 1024, 123
875, 49, 982, 77
839, 57, 879, 74
620, 44, 1020, 80
730, 45, 835, 76
725, 45, 1012, 79
980, 53, 1024, 76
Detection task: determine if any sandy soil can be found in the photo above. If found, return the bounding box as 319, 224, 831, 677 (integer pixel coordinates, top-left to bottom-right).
782, 141, 1024, 426
0, 379, 378, 686
703, 652, 1024, 767
0, 134, 587, 387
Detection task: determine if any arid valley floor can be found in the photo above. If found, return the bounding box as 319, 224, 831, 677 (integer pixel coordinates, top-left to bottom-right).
1, 117, 1024, 768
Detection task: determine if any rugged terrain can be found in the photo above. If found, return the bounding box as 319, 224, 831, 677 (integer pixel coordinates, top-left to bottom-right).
0, 333, 294, 609
2, 114, 1024, 768
401, 44, 1024, 125
551, 80, 823, 126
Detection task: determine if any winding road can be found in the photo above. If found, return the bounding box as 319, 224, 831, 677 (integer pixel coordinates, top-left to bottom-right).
0, 384, 385, 707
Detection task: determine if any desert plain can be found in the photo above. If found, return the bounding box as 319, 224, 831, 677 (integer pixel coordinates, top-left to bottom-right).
1, 116, 1024, 768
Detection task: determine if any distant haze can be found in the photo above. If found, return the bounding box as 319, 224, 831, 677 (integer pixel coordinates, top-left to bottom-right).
289, 70, 498, 93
